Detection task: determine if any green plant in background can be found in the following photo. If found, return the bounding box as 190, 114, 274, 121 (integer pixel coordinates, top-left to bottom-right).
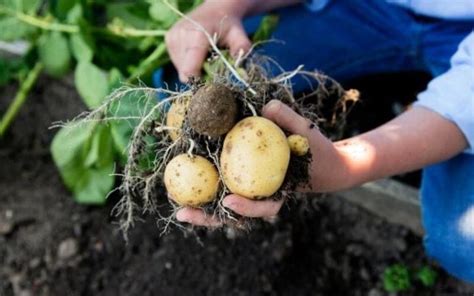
0, 0, 203, 204
383, 263, 438, 292
383, 264, 412, 292
0, 0, 279, 205
416, 265, 438, 287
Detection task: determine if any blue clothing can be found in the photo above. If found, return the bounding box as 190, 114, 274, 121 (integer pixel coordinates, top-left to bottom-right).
264, 0, 474, 154
422, 153, 474, 282
307, 0, 474, 20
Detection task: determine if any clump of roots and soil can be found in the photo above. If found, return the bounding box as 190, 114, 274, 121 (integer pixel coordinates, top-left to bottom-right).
56, 9, 359, 236
59, 52, 358, 236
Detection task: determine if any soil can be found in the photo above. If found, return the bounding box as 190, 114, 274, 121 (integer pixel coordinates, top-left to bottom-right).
1, 74, 474, 296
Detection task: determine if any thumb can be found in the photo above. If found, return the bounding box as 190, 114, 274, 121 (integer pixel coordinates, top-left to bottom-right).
262, 100, 315, 136
223, 23, 252, 57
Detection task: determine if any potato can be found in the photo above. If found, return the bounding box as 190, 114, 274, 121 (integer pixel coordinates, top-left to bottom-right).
221, 117, 290, 199
287, 134, 309, 156
187, 84, 238, 138
166, 98, 189, 141
164, 154, 219, 207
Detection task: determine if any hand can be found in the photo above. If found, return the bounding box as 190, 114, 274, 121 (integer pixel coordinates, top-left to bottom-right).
165, 1, 252, 82
176, 100, 344, 227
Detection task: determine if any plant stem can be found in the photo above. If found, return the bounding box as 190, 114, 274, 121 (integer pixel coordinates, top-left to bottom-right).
16, 12, 79, 33
107, 25, 167, 37
0, 5, 167, 37
126, 43, 168, 83
0, 62, 43, 137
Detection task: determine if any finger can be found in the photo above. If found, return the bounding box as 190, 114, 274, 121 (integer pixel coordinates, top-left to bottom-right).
165, 29, 182, 78
222, 194, 284, 218
262, 100, 315, 136
223, 23, 252, 57
176, 207, 222, 227
178, 32, 209, 82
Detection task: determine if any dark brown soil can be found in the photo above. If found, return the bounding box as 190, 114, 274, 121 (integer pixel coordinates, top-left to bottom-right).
1, 75, 473, 296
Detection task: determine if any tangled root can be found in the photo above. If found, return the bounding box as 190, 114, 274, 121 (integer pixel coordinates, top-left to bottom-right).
54, 50, 358, 238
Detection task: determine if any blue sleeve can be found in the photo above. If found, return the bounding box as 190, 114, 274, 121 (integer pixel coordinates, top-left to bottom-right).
414, 32, 474, 154
304, 0, 330, 11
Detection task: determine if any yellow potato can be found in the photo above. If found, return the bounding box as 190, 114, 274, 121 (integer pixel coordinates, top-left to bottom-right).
287, 134, 309, 156
221, 117, 290, 199
166, 98, 189, 141
164, 154, 219, 207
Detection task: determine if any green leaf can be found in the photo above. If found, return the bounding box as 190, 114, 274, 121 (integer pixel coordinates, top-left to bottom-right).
383, 264, 411, 292
177, 0, 203, 12
74, 61, 109, 109
66, 3, 82, 23
106, 2, 151, 29
12, 0, 40, 13
252, 14, 279, 43
0, 58, 26, 86
108, 89, 154, 164
37, 31, 71, 77
148, 0, 177, 27
51, 123, 115, 205
84, 124, 114, 167
416, 266, 438, 287
108, 67, 123, 89
70, 33, 93, 62
73, 162, 115, 204
51, 122, 96, 172
0, 17, 36, 41
53, 0, 78, 19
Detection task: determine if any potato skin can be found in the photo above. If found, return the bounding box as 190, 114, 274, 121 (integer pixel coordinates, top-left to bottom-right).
166, 98, 189, 141
287, 134, 309, 156
221, 117, 290, 199
187, 84, 238, 138
164, 154, 219, 207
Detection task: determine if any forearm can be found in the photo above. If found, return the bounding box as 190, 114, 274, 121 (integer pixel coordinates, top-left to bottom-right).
329, 106, 468, 190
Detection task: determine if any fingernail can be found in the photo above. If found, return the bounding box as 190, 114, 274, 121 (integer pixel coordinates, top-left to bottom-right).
263, 100, 281, 114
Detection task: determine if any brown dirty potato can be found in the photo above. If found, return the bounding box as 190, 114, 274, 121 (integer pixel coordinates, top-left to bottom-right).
164, 154, 219, 207
220, 116, 290, 199
187, 84, 238, 138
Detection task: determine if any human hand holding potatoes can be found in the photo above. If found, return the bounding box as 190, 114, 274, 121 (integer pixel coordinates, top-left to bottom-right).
175, 100, 340, 226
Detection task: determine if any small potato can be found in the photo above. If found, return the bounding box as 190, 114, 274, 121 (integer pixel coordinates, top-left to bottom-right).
164, 154, 219, 207
166, 98, 190, 141
287, 134, 309, 156
221, 116, 290, 199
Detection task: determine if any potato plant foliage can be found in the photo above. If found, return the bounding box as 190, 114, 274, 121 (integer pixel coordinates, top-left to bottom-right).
0, 0, 204, 204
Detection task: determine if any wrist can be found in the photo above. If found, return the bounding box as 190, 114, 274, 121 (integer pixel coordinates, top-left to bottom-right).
307, 134, 354, 192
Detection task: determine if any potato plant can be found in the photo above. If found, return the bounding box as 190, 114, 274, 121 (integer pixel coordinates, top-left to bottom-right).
0, 0, 204, 204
